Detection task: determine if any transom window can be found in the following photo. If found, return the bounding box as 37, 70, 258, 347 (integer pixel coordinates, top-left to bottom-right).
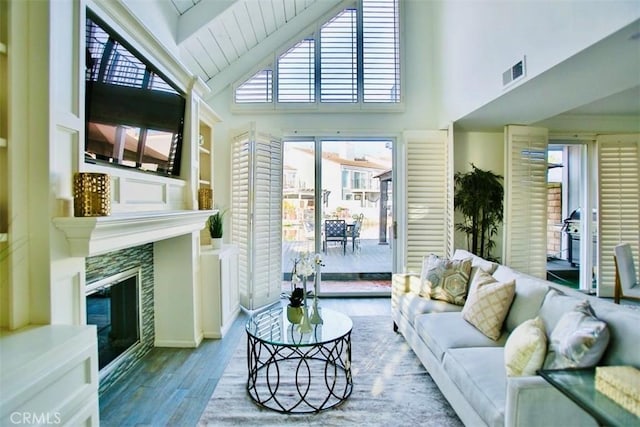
234, 0, 400, 106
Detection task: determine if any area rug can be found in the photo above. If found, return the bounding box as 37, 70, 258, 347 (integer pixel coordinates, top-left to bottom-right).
197, 315, 463, 426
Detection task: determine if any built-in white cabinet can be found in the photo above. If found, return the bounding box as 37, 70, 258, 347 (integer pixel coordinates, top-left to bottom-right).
200, 244, 240, 338
0, 325, 99, 426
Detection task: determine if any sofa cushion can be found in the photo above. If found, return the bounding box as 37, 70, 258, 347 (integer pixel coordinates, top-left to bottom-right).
492, 264, 519, 283
395, 293, 461, 327
593, 304, 640, 367
443, 347, 507, 427
451, 249, 499, 274
544, 300, 609, 369
420, 254, 472, 305
462, 272, 516, 340
538, 289, 582, 333
414, 312, 506, 362
504, 275, 549, 332
504, 316, 547, 376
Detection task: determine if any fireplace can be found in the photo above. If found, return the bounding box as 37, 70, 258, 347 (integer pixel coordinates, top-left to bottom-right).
86, 268, 141, 370
51, 210, 214, 393
86, 243, 155, 393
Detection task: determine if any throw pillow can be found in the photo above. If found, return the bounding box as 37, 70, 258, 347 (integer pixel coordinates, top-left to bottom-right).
466, 268, 498, 295
543, 300, 610, 369
462, 274, 516, 340
420, 254, 472, 305
504, 316, 547, 376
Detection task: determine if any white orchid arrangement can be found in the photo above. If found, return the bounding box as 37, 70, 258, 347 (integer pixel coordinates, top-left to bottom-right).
291, 252, 324, 286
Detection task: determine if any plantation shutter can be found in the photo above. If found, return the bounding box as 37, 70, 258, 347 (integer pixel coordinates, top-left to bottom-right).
235, 69, 273, 103
320, 8, 357, 102
503, 125, 548, 278
232, 124, 283, 310
403, 130, 451, 274
446, 124, 455, 257
597, 134, 640, 297
277, 38, 315, 103
362, 0, 400, 102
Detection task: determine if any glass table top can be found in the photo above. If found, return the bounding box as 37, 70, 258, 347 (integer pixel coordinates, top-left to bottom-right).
246, 306, 352, 346
538, 368, 640, 426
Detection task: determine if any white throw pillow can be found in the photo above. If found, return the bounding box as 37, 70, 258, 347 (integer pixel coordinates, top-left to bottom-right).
462, 270, 516, 340
504, 316, 547, 377
543, 300, 610, 369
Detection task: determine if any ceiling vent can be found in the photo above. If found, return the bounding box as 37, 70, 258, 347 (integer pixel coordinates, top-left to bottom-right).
503, 56, 526, 87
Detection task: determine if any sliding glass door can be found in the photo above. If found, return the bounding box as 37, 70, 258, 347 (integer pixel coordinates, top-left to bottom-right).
282, 138, 393, 296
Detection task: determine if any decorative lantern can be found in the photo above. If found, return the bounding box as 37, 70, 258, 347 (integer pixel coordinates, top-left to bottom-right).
73, 173, 111, 217
198, 188, 213, 210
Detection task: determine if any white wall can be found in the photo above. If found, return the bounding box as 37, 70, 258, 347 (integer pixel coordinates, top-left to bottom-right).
433, 0, 640, 126
122, 0, 180, 58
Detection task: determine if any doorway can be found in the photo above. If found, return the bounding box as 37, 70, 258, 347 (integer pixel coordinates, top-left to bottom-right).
282, 138, 394, 296
546, 142, 597, 293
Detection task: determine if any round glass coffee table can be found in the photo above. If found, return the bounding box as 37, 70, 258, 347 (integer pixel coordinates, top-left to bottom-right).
245, 306, 353, 413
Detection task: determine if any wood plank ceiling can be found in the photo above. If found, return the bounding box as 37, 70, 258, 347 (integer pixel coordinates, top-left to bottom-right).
168, 0, 343, 97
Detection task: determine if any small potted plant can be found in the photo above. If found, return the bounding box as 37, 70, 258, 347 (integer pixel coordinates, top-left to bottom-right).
207, 210, 226, 249
287, 287, 305, 324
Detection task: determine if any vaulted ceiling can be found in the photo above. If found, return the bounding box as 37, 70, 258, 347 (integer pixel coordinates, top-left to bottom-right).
167, 0, 343, 97
161, 1, 639, 130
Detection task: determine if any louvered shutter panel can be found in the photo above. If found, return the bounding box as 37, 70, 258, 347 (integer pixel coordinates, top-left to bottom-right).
277, 39, 315, 103
363, 0, 400, 102
446, 124, 455, 256
403, 130, 450, 274
235, 69, 273, 103
504, 125, 548, 277
232, 134, 251, 308
232, 126, 283, 310
320, 8, 357, 102
597, 134, 640, 297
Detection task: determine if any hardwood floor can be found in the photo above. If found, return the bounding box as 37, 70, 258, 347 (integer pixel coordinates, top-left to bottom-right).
99, 297, 391, 426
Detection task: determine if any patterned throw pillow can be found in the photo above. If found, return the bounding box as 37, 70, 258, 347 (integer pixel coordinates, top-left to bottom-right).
462, 271, 516, 340
504, 316, 548, 376
543, 300, 609, 369
420, 254, 472, 305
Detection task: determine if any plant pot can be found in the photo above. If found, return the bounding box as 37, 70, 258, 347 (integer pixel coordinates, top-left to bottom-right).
210, 238, 222, 249
286, 305, 304, 324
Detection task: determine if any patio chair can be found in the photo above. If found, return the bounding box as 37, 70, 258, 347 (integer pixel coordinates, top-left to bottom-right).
324, 219, 347, 255
614, 242, 640, 304
349, 215, 364, 252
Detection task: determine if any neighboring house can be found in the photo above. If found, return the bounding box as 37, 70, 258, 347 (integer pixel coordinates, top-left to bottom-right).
0, 0, 638, 425
283, 145, 388, 216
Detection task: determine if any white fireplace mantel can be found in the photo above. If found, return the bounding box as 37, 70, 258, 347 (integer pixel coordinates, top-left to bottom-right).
53, 210, 217, 257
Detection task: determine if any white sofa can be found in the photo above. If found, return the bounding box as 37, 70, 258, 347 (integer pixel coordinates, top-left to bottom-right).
391, 249, 640, 427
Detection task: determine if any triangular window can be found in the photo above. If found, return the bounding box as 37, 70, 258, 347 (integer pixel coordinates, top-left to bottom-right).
278, 38, 315, 103
320, 9, 357, 103
235, 68, 273, 103
234, 0, 400, 107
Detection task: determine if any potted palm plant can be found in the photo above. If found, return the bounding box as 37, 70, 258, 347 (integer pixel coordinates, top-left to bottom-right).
454, 164, 504, 261
207, 210, 226, 249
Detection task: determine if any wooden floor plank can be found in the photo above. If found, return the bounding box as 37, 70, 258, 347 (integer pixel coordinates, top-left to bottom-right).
99, 297, 389, 425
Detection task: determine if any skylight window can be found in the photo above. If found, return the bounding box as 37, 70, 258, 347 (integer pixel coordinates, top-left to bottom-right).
234, 0, 400, 106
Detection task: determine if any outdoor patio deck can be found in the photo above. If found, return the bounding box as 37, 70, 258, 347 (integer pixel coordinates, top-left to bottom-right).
282, 238, 392, 279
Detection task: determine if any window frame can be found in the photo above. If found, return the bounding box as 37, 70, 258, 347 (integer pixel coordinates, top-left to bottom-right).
230, 0, 404, 114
